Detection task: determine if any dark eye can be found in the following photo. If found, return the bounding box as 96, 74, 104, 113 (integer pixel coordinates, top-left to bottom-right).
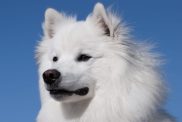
77, 54, 92, 62
53, 56, 58, 62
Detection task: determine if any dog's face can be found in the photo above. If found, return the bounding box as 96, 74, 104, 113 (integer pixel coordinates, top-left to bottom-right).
37, 3, 126, 102
40, 23, 106, 102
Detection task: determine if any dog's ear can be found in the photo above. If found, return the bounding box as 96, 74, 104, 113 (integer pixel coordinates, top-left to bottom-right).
90, 3, 113, 36
43, 8, 63, 39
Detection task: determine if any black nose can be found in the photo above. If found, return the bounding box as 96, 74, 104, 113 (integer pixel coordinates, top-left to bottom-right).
43, 69, 61, 85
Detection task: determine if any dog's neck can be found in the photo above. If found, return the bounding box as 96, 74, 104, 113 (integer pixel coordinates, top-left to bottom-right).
60, 99, 92, 120
59, 89, 125, 122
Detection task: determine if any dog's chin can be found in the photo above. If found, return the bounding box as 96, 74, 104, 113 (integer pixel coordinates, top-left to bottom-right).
50, 94, 72, 101
48, 87, 90, 102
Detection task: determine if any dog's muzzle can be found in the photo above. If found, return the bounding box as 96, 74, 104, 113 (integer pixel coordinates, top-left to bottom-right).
42, 69, 89, 96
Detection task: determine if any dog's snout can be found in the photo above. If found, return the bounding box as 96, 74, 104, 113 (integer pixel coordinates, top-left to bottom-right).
43, 69, 61, 85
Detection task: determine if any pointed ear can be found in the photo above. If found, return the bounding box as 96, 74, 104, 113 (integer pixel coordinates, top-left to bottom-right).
91, 3, 113, 36
43, 8, 63, 39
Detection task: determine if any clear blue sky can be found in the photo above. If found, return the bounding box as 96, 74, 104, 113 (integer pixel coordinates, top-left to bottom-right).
0, 0, 181, 122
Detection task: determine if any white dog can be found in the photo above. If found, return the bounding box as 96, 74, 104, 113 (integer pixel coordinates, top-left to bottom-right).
36, 3, 175, 122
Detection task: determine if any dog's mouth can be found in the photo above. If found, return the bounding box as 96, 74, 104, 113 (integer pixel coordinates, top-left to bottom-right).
49, 87, 89, 96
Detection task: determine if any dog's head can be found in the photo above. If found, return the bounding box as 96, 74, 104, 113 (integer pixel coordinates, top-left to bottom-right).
36, 3, 128, 102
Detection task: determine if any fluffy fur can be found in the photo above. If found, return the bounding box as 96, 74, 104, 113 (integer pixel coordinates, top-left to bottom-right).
36, 3, 175, 122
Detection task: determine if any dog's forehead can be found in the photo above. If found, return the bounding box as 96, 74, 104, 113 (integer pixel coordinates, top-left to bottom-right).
52, 21, 101, 51
56, 21, 96, 40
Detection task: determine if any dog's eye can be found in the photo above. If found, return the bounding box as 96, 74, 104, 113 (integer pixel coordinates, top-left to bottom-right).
77, 54, 92, 62
52, 56, 58, 62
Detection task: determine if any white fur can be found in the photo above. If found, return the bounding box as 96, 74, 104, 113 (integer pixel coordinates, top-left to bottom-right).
36, 3, 175, 122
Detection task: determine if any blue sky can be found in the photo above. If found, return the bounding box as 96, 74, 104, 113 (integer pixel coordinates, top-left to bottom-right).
0, 0, 181, 122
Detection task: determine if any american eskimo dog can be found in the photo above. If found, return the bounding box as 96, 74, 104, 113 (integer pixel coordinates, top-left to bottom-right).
36, 3, 175, 122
